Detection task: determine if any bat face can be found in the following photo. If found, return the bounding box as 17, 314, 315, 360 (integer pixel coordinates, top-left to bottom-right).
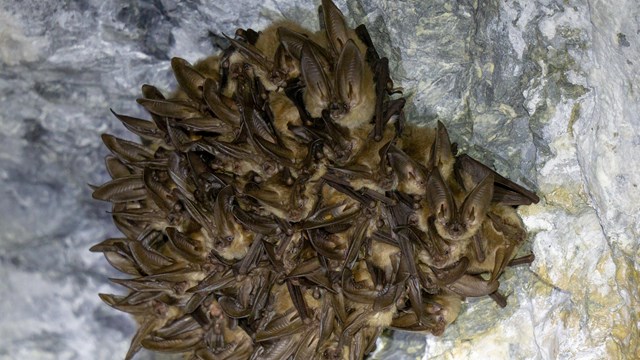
426, 169, 494, 242
91, 0, 539, 359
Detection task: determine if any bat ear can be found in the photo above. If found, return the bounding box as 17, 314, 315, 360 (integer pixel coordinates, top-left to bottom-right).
426, 169, 454, 225
213, 185, 237, 243
277, 26, 305, 59
223, 34, 271, 71
321, 0, 350, 55
460, 173, 494, 228
300, 41, 331, 109
429, 120, 454, 170
272, 44, 291, 80
455, 153, 540, 205
171, 57, 205, 100
104, 154, 132, 179
335, 39, 364, 110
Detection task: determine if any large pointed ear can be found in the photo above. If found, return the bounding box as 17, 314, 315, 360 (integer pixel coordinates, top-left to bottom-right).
436, 121, 453, 164
300, 41, 331, 106
223, 34, 272, 71
272, 43, 292, 78
460, 173, 494, 228
455, 154, 540, 205
426, 169, 455, 225
171, 57, 205, 100
277, 26, 307, 59
213, 185, 237, 242
429, 120, 453, 170
321, 0, 350, 55
335, 39, 364, 109
277, 27, 328, 63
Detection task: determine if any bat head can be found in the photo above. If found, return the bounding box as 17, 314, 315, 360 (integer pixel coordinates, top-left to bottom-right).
426, 169, 494, 241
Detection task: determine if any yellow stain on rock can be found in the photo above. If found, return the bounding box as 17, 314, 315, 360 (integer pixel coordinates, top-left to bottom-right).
543, 186, 587, 213
607, 255, 640, 358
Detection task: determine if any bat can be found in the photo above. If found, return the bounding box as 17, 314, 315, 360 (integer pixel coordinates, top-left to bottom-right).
91, 1, 540, 359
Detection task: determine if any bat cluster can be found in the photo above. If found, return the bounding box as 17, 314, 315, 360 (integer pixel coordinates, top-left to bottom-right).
91, 0, 539, 359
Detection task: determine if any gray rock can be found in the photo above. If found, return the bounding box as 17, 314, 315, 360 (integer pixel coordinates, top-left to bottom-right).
0, 0, 637, 359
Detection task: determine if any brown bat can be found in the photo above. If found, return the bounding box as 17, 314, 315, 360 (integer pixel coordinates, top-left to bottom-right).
425, 168, 494, 243
91, 1, 539, 359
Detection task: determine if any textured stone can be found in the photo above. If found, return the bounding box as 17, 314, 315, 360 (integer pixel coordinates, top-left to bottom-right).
0, 0, 638, 359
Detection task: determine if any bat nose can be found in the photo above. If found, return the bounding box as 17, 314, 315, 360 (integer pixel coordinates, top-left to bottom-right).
450, 223, 462, 236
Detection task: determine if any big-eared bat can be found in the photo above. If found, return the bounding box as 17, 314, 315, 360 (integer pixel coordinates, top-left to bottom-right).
92, 0, 539, 359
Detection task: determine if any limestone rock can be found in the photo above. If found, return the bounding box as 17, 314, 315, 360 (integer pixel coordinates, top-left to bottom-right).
0, 0, 637, 359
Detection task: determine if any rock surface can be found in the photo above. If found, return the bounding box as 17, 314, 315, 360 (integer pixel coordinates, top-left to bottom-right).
0, 0, 638, 359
